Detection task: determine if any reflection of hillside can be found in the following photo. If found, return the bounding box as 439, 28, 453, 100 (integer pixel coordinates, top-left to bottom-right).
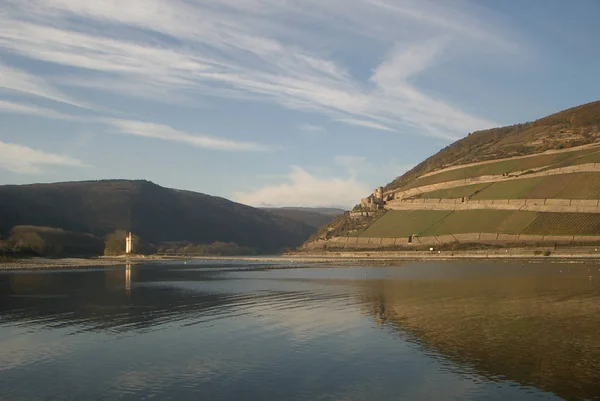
360, 274, 600, 400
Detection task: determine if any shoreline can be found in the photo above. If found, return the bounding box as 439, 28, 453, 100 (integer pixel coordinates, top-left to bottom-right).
0, 256, 148, 271
201, 252, 600, 265
3, 248, 600, 271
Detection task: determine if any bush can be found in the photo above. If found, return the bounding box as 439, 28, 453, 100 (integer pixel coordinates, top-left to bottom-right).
6, 226, 104, 257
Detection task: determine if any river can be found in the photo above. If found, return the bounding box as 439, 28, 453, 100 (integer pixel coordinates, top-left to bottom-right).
1, 260, 599, 400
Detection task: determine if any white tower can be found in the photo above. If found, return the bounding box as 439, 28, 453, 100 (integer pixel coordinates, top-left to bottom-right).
125, 232, 133, 254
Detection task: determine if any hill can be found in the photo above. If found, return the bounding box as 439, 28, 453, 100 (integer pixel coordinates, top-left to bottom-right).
261, 207, 345, 229
304, 100, 600, 250
0, 180, 315, 254
385, 100, 600, 192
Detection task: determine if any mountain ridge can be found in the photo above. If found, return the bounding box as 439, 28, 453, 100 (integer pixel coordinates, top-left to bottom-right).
0, 179, 315, 253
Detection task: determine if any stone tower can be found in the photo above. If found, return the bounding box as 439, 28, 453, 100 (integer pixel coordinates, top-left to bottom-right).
125, 232, 133, 254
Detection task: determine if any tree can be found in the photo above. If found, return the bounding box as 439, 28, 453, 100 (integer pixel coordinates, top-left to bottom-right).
8, 229, 46, 255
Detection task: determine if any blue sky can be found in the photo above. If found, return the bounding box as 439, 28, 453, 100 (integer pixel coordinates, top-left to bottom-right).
1, 0, 599, 208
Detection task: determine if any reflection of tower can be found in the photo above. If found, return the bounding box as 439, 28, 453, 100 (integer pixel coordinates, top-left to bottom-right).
375, 300, 386, 326
125, 263, 131, 295
125, 232, 133, 254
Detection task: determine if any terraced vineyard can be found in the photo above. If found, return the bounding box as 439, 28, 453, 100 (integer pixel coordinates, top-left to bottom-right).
361, 210, 538, 237
414, 183, 490, 199
523, 213, 600, 236
420, 210, 537, 236
412, 173, 600, 201
549, 149, 600, 169
400, 145, 600, 191
470, 177, 545, 200
360, 210, 452, 238
360, 210, 600, 238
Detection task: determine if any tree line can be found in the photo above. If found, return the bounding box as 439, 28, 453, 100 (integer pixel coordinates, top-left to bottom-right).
0, 226, 256, 258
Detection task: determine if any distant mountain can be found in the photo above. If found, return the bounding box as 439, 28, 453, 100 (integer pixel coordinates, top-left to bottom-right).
262, 207, 345, 229
0, 180, 314, 253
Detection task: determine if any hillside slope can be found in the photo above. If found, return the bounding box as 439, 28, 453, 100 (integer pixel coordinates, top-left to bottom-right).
0, 180, 314, 253
386, 100, 600, 192
306, 100, 600, 249
261, 207, 345, 229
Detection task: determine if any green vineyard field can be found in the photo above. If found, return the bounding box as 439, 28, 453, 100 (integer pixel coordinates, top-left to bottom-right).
523, 213, 600, 236
400, 145, 600, 191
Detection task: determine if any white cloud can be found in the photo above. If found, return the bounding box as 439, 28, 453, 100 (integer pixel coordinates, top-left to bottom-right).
107, 119, 270, 152
0, 140, 87, 174
234, 166, 370, 208
0, 0, 513, 139
371, 38, 447, 85
235, 154, 415, 208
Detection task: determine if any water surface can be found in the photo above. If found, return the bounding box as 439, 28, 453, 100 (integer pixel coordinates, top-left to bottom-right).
1, 260, 599, 400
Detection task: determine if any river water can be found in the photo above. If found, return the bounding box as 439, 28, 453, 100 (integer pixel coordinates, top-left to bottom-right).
1, 261, 599, 400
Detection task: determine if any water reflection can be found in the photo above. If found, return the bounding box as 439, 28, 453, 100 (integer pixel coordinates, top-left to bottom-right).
0, 265, 354, 334
359, 264, 600, 400
0, 262, 599, 401
125, 263, 131, 296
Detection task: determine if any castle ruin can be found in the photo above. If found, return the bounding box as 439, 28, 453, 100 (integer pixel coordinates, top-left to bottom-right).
360, 186, 386, 211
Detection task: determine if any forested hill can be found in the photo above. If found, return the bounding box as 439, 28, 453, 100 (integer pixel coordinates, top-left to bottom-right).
261, 207, 345, 229
0, 180, 314, 253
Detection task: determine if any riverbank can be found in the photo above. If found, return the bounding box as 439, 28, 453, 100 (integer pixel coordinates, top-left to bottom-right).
201, 247, 600, 264
0, 256, 149, 270
2, 247, 600, 271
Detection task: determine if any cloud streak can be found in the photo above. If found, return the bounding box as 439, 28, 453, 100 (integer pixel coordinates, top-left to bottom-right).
0, 99, 81, 120
108, 119, 270, 152
0, 99, 271, 152
0, 62, 90, 109
0, 140, 87, 174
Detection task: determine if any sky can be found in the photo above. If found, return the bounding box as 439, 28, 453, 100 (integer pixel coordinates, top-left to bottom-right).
1, 0, 599, 209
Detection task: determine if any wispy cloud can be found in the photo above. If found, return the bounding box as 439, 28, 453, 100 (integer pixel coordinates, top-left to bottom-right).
0, 0, 514, 139
0, 140, 87, 174
0, 99, 80, 120
0, 62, 89, 109
234, 166, 370, 208
300, 124, 327, 134
0, 99, 270, 152
107, 119, 270, 152
335, 118, 396, 132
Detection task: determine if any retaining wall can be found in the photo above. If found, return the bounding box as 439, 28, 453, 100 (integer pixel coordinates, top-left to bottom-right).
303, 233, 600, 250
386, 198, 600, 213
